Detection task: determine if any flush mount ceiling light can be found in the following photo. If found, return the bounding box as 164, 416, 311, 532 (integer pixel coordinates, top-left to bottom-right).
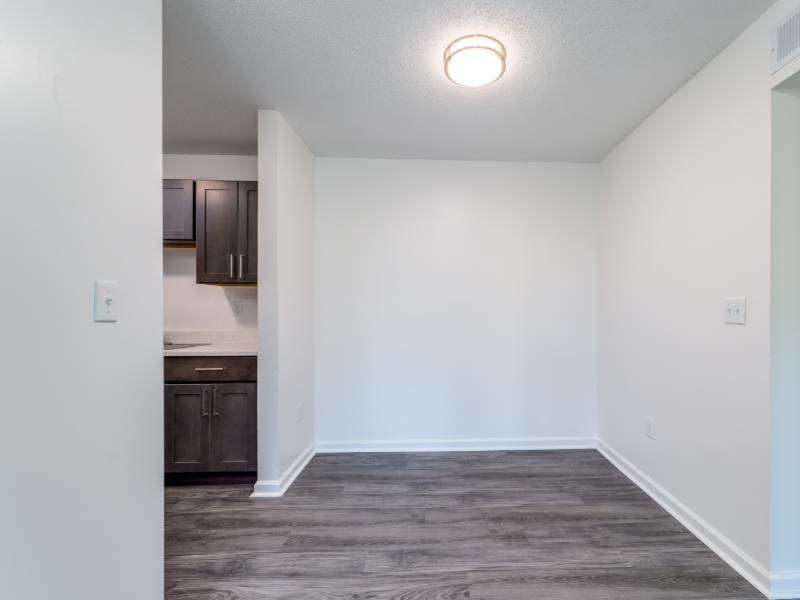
444, 34, 506, 87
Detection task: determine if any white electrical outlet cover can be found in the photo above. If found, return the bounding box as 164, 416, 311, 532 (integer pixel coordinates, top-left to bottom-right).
94, 280, 119, 322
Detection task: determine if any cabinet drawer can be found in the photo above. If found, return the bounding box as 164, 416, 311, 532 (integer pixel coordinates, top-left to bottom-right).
165, 356, 257, 382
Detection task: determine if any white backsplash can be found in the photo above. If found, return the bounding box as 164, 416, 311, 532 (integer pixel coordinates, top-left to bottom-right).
163, 247, 258, 333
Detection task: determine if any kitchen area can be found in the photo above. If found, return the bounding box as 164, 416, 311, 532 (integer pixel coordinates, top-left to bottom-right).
161, 155, 259, 485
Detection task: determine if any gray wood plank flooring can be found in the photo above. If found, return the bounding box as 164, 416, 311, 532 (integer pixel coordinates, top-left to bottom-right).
165, 449, 763, 599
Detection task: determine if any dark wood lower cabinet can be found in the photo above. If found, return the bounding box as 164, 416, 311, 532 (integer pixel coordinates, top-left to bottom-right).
164, 384, 210, 473
209, 383, 257, 471
164, 356, 257, 383
164, 382, 257, 475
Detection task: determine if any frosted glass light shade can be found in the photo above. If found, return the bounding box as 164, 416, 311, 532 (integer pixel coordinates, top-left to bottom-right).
444, 35, 506, 87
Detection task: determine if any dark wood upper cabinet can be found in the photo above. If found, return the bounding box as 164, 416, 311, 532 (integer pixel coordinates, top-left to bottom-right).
163, 179, 195, 241
196, 180, 238, 283
195, 180, 257, 284
238, 181, 258, 283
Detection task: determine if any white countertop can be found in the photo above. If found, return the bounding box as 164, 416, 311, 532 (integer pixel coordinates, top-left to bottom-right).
163, 342, 257, 357
163, 330, 257, 357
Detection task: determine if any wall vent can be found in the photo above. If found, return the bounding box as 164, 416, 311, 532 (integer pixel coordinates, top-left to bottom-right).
774, 8, 800, 73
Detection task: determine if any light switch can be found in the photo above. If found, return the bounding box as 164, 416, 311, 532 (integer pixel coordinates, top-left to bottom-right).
723, 297, 747, 325
94, 280, 119, 322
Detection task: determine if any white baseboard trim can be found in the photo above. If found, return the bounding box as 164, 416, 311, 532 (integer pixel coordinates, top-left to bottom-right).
770, 570, 800, 599
315, 436, 596, 454
250, 442, 316, 498
596, 439, 772, 598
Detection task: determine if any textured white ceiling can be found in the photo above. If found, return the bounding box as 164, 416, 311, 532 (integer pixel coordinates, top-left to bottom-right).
163, 0, 774, 161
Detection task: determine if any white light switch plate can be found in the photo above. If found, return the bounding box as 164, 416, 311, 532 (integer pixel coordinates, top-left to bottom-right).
723, 297, 747, 325
94, 280, 119, 322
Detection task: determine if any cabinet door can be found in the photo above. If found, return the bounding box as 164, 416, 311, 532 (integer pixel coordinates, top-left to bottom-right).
209, 383, 257, 471
237, 181, 258, 283
164, 384, 210, 473
163, 179, 194, 241
196, 180, 238, 283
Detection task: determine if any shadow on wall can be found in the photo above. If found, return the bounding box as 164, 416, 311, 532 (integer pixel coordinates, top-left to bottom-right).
224, 286, 258, 328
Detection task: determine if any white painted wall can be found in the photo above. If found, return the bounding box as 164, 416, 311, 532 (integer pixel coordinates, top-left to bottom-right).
0, 2, 162, 599
770, 80, 800, 593
255, 111, 315, 491
314, 159, 598, 449
164, 153, 257, 181
163, 154, 258, 334
598, 1, 800, 595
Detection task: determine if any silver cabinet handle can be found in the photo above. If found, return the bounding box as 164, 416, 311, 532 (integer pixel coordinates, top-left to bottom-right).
212, 386, 220, 416
229, 254, 234, 278
194, 367, 226, 372
238, 254, 244, 279
201, 388, 209, 417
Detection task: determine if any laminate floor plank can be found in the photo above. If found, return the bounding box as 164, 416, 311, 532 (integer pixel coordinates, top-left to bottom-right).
467, 566, 763, 600
167, 575, 471, 600
165, 450, 763, 599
